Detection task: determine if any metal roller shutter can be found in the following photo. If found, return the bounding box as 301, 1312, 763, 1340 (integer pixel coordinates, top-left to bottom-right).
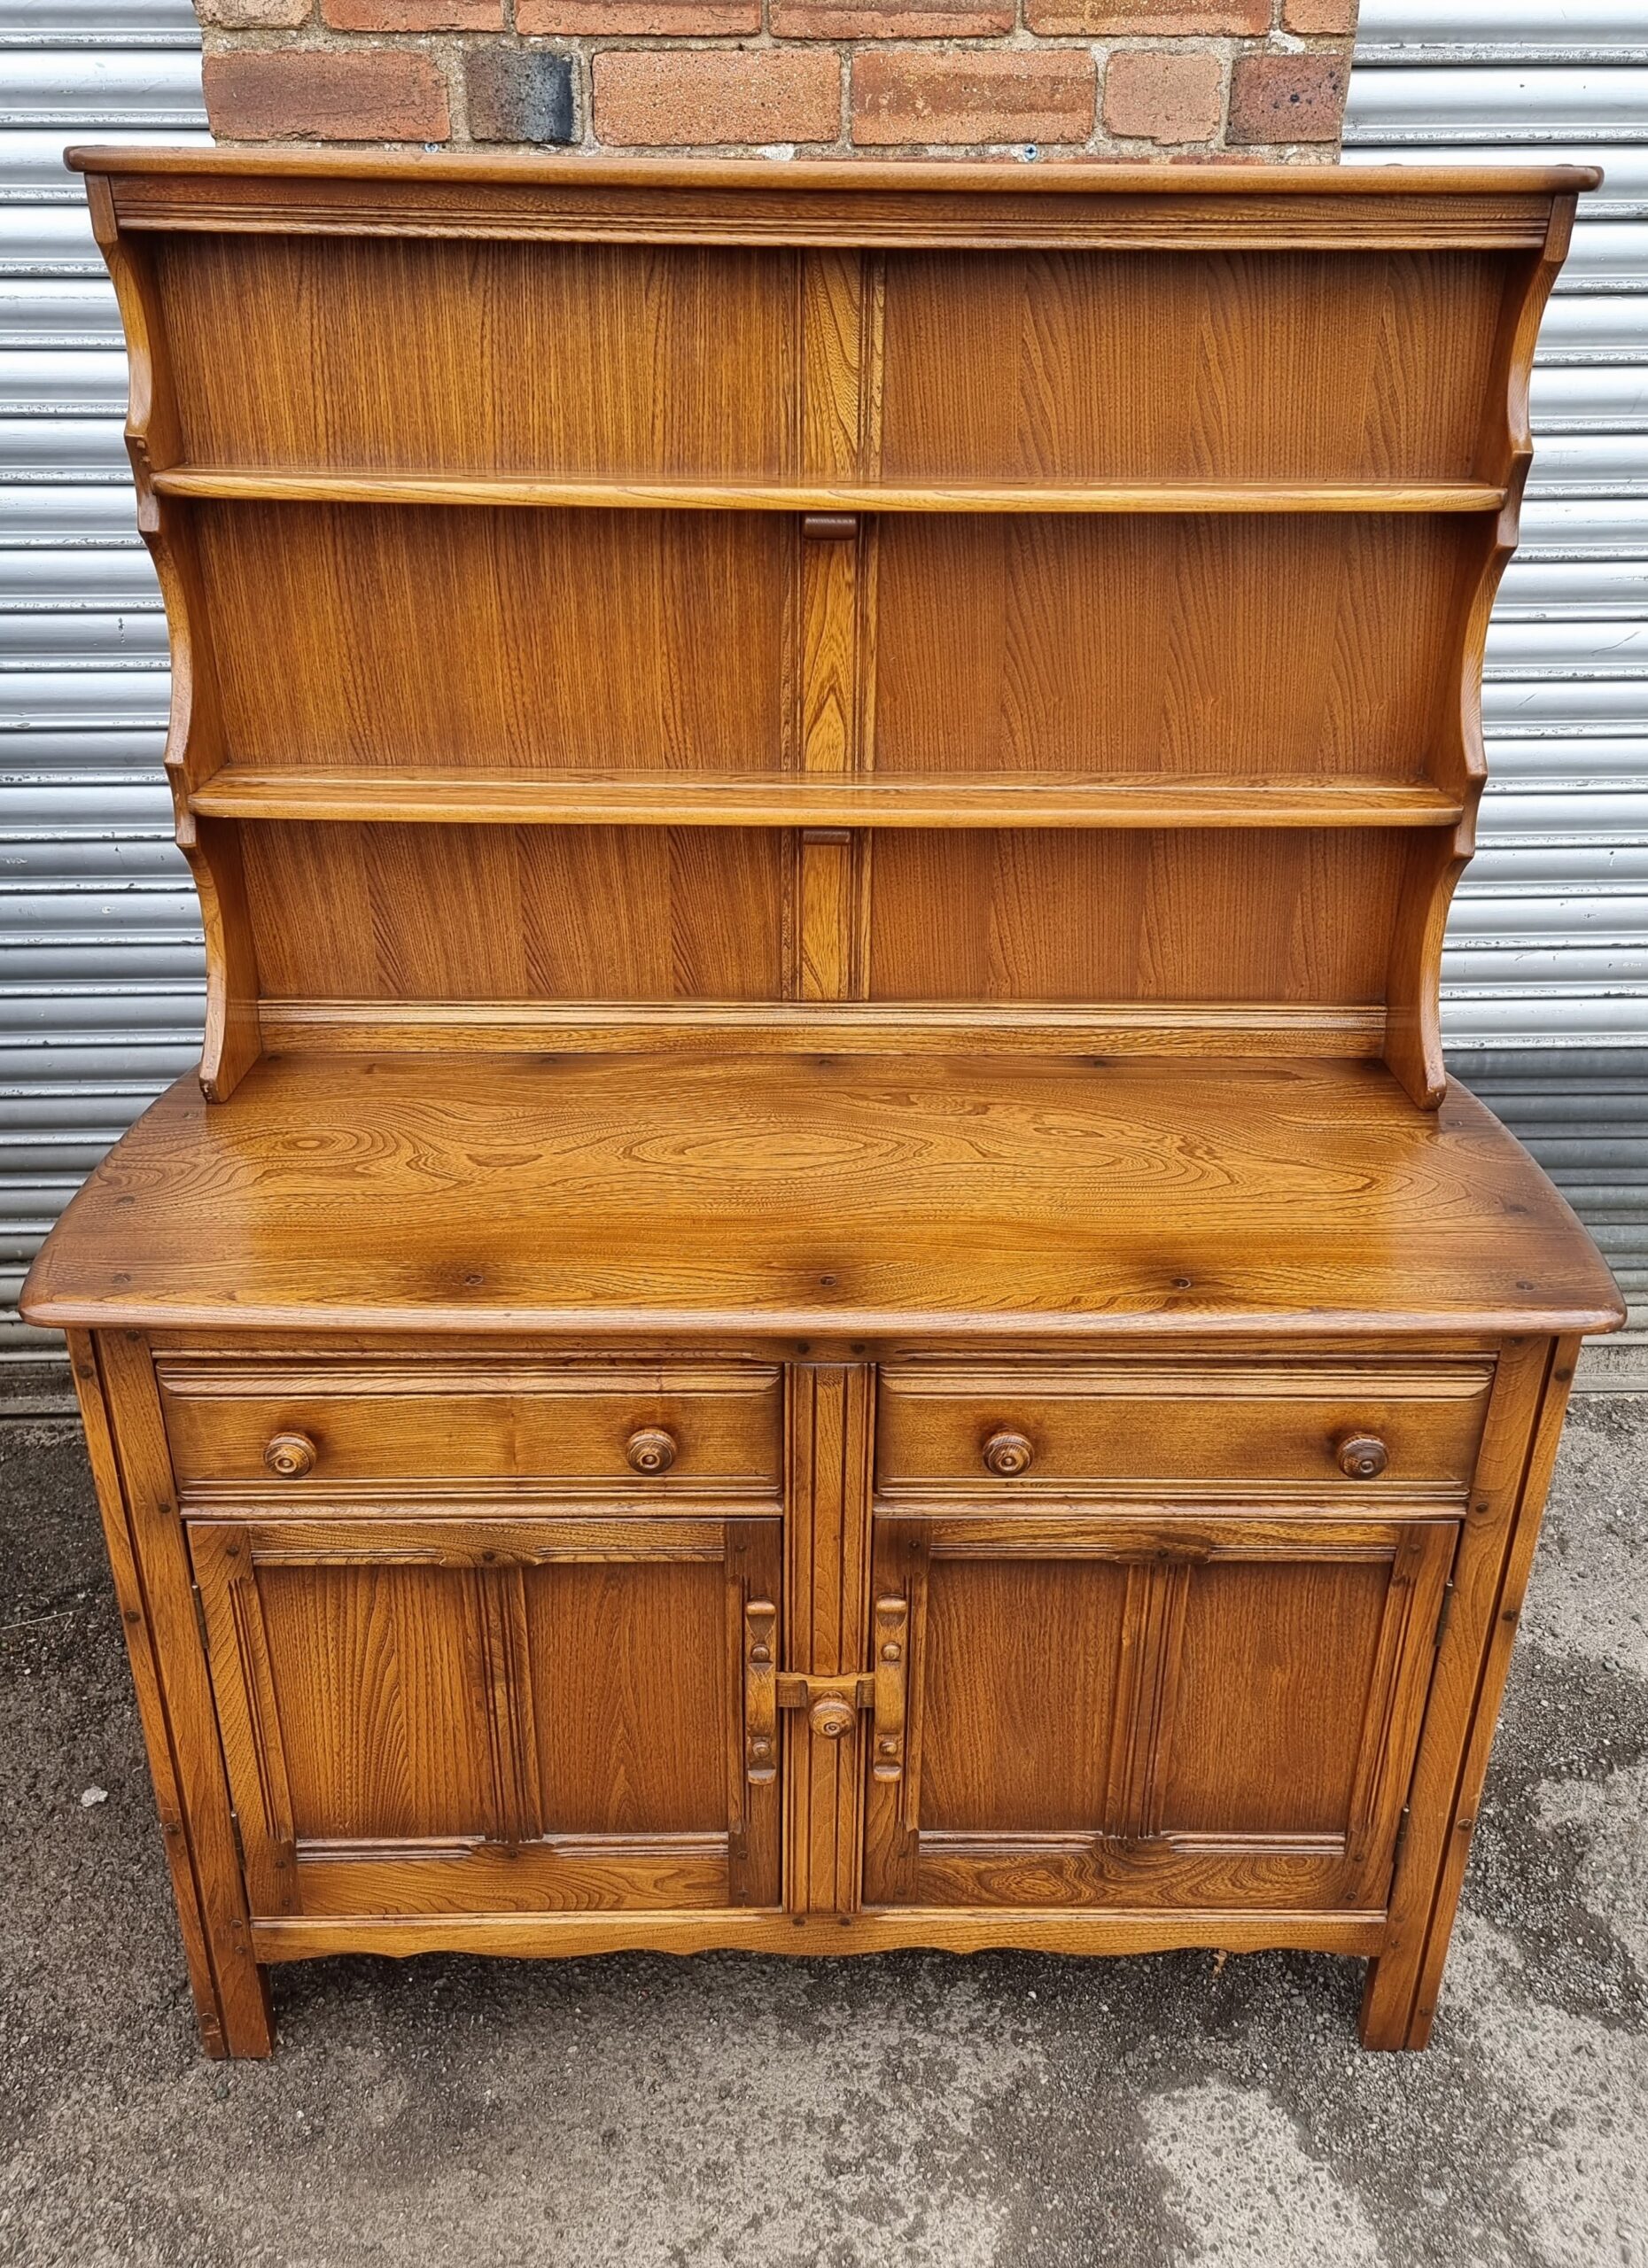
1347, 2, 1648, 1356
0, 6, 1642, 1373
0, 3, 208, 1370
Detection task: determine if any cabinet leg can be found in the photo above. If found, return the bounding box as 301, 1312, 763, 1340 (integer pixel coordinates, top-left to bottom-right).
175, 1902, 276, 2060
1358, 1949, 1437, 2052
194, 1943, 276, 2061
72, 1331, 278, 2060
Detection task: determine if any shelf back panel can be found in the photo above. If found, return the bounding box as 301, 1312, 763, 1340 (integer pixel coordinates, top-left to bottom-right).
240, 820, 1408, 1015
868, 513, 1485, 783
148, 231, 1520, 490
193, 501, 1482, 788
876, 248, 1516, 487
867, 827, 1411, 1007
196, 503, 797, 775
241, 823, 790, 1004
153, 235, 801, 484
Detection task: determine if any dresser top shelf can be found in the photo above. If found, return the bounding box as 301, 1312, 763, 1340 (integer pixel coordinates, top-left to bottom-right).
68, 149, 1599, 190
27, 1054, 1621, 1342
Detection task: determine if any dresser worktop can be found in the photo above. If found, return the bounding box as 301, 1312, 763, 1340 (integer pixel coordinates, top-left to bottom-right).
24, 1052, 1621, 1342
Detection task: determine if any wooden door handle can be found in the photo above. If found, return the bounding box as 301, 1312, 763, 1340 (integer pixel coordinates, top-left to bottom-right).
263, 1430, 316, 1479
872, 1595, 908, 1783
743, 1599, 777, 1784
982, 1429, 1034, 1477
626, 1426, 677, 1475
1336, 1433, 1389, 1480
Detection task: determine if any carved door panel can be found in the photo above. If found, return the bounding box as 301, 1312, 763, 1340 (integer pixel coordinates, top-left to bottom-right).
188, 1512, 782, 1919
863, 1512, 1456, 1915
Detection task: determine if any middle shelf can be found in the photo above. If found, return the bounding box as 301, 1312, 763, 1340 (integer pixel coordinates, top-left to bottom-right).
150, 468, 1511, 517
187, 770, 1469, 830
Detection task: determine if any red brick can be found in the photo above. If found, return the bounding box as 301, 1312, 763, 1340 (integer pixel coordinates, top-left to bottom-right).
518, 0, 758, 30
322, 0, 500, 24
1103, 47, 1223, 144
852, 49, 1095, 146
773, 0, 1012, 35
1228, 52, 1347, 144
594, 48, 841, 147
203, 48, 451, 140
1027, 0, 1267, 31
196, 0, 311, 24
1284, 0, 1356, 27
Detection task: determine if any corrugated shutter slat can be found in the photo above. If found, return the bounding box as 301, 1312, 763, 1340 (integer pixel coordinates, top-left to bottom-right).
0, 29, 206, 1350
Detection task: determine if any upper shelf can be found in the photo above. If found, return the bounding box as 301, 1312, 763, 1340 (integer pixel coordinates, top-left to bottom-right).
190, 769, 1467, 830
152, 469, 1510, 517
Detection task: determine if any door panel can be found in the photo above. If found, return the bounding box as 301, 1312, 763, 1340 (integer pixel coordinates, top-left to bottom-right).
254, 1558, 496, 1845
189, 1512, 781, 1918
867, 1512, 1455, 1915
1164, 1557, 1392, 1839
525, 1560, 729, 1836
920, 1557, 1130, 1833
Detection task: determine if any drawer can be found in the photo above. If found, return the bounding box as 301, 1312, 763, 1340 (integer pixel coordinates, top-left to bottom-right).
875, 1360, 1494, 1495
156, 1357, 783, 1491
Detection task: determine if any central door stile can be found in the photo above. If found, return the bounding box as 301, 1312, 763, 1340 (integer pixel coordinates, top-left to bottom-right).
784, 1363, 875, 1915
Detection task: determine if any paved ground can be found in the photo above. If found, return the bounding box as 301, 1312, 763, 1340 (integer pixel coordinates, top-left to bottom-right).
2, 1399, 1644, 2268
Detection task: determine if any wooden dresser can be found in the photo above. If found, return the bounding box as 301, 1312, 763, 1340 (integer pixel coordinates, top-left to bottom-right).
25, 150, 1622, 2059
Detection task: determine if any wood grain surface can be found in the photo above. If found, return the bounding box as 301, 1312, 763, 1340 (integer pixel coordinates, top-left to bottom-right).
24, 1053, 1622, 1338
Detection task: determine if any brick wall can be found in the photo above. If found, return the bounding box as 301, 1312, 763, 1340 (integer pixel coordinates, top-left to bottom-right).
194, 2, 1357, 160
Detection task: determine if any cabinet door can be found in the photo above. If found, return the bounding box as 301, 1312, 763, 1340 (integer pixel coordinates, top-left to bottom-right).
864, 1513, 1455, 1915
188, 1513, 781, 1918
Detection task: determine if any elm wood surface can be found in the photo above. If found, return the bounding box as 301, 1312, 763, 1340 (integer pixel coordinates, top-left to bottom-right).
64, 152, 1588, 1107
177, 504, 1488, 787
862, 1513, 1455, 1914
66, 159, 1585, 1107
254, 1000, 1395, 1057
229, 824, 1418, 1014
153, 471, 1512, 512
156, 1355, 785, 1488
187, 772, 1469, 829
22, 1054, 1621, 1341
189, 1512, 785, 1921
25, 155, 1622, 2060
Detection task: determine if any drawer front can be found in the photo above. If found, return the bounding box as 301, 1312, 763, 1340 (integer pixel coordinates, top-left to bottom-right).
876, 1360, 1494, 1495
158, 1358, 782, 1492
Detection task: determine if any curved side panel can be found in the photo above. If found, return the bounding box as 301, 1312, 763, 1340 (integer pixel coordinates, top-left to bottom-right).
1383, 200, 1580, 1109
86, 176, 261, 1101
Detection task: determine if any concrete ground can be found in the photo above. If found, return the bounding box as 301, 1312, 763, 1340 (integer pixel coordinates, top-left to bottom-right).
2, 1401, 1644, 2268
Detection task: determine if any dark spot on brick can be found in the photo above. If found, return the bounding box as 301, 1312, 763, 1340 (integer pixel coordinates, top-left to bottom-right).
463, 47, 576, 145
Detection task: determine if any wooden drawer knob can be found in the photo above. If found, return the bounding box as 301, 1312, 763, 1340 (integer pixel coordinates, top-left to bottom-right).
626, 1426, 677, 1476
1337, 1433, 1389, 1481
263, 1431, 316, 1480
983, 1429, 1035, 1478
